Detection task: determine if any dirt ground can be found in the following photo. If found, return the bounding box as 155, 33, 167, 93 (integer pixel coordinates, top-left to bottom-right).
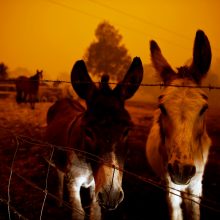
0, 97, 220, 220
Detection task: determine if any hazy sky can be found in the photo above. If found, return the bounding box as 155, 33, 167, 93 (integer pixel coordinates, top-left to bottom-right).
0, 0, 219, 80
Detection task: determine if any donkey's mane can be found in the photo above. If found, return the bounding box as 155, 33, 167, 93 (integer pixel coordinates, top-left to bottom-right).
99, 74, 112, 94
163, 65, 200, 84
29, 71, 41, 80
177, 65, 204, 83
176, 66, 191, 78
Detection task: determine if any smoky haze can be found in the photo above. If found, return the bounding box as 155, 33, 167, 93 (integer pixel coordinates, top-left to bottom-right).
130, 58, 220, 111
7, 56, 220, 111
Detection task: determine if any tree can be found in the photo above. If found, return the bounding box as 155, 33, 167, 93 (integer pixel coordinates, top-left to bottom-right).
84, 21, 132, 81
0, 63, 8, 80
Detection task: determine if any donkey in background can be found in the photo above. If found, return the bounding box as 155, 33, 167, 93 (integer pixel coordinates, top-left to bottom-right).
45, 57, 143, 219
146, 30, 212, 220
15, 69, 43, 109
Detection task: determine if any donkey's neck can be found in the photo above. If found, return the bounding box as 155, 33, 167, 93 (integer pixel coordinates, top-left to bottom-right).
30, 73, 40, 81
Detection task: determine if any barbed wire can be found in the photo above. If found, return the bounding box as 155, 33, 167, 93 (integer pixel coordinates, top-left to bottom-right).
1, 129, 89, 219
44, 0, 220, 53
0, 42, 219, 219
0, 127, 216, 204
0, 198, 28, 220
43, 0, 190, 52
1, 126, 220, 218
7, 134, 20, 220
14, 134, 220, 212
4, 166, 88, 218
39, 145, 54, 220
1, 78, 220, 90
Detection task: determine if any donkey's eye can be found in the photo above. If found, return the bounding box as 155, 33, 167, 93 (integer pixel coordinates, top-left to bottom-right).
199, 104, 208, 116
122, 128, 130, 138
159, 104, 167, 115
84, 128, 94, 140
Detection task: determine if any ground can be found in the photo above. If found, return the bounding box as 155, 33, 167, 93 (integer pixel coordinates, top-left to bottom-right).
0, 97, 220, 220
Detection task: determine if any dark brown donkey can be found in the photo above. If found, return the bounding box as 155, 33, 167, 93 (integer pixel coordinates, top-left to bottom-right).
15, 69, 43, 109
45, 57, 143, 220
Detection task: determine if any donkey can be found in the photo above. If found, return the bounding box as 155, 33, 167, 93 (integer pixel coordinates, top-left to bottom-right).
45, 57, 143, 220
146, 30, 212, 220
16, 69, 43, 109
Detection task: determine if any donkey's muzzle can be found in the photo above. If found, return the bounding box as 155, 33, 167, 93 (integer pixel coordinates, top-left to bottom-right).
167, 161, 196, 185
97, 189, 124, 210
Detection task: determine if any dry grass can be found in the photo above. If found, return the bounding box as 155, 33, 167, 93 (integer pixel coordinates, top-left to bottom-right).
0, 97, 220, 220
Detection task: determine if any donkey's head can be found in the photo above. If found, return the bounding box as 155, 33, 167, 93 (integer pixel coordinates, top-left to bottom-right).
71, 57, 143, 209
150, 30, 211, 185
36, 69, 43, 80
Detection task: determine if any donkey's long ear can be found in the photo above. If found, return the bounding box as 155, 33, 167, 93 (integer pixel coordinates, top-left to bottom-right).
150, 40, 175, 84
114, 57, 143, 100
71, 60, 96, 100
190, 30, 212, 84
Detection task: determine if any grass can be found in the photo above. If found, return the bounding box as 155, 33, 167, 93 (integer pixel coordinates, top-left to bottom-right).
0, 97, 220, 220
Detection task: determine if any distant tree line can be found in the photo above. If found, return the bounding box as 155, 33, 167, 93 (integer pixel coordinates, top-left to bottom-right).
1, 21, 219, 86
0, 63, 8, 80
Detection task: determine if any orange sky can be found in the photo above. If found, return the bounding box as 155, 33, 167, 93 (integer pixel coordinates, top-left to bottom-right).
0, 0, 219, 80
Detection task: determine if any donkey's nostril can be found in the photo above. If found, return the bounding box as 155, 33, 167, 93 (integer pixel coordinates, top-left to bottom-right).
191, 165, 196, 176
98, 192, 104, 203
184, 165, 196, 177
167, 163, 173, 174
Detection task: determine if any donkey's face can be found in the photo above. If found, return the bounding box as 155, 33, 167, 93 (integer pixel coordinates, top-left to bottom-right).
71, 57, 143, 209
150, 30, 211, 185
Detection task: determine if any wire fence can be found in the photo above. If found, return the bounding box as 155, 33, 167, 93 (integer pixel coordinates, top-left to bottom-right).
0, 78, 220, 219
2, 78, 220, 90
0, 126, 220, 220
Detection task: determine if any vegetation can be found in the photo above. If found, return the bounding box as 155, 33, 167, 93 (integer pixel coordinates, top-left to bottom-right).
84, 21, 131, 81
0, 63, 8, 80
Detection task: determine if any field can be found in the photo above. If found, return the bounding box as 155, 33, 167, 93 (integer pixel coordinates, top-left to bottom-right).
0, 97, 220, 220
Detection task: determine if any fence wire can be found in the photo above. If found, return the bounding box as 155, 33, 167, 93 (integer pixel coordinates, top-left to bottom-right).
2, 78, 220, 90
0, 126, 220, 220
1, 78, 220, 219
